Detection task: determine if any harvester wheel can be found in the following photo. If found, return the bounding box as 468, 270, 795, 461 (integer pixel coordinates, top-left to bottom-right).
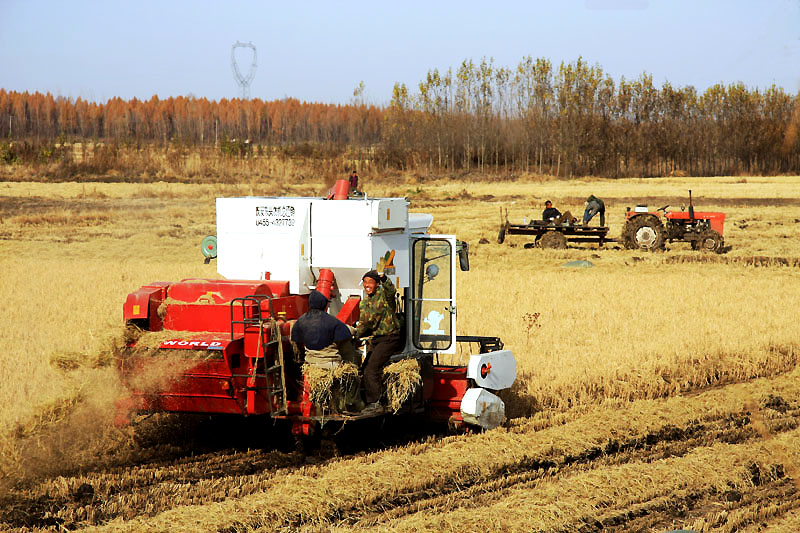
695, 229, 724, 253
539, 231, 567, 249
623, 215, 665, 251
497, 225, 506, 244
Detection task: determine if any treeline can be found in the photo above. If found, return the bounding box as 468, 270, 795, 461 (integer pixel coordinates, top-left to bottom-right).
2, 56, 800, 177
387, 57, 800, 177
0, 91, 383, 150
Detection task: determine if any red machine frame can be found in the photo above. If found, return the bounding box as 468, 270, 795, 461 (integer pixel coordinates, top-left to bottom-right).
119, 277, 483, 436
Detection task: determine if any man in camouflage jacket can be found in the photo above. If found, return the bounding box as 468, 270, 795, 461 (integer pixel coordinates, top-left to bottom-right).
357, 269, 404, 414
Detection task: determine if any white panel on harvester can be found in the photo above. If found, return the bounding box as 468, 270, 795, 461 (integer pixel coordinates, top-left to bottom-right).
216, 197, 313, 293
466, 350, 517, 390
460, 388, 506, 430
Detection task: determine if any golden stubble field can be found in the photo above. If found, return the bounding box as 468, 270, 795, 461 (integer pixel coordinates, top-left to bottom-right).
2, 174, 800, 531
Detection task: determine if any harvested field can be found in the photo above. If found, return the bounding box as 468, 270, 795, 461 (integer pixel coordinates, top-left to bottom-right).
2, 175, 800, 531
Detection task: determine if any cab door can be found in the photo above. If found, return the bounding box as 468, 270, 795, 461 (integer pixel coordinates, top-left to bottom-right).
410, 235, 457, 354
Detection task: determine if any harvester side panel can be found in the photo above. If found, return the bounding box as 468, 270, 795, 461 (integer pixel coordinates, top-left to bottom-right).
127, 338, 248, 415
426, 366, 469, 424
123, 283, 169, 330
168, 279, 275, 303
164, 304, 244, 332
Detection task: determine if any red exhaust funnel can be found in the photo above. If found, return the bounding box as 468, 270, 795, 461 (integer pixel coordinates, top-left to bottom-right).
316, 268, 335, 299
327, 179, 350, 200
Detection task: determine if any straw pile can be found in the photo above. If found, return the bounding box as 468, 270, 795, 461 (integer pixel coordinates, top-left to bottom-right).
118, 327, 224, 360
383, 358, 422, 413
301, 362, 360, 408
114, 327, 225, 393
157, 294, 220, 319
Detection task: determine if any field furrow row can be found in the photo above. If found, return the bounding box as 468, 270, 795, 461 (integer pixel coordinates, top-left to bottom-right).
77, 370, 800, 532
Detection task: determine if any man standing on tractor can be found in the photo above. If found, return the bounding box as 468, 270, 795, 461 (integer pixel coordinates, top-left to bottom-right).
583, 195, 606, 226
356, 269, 403, 415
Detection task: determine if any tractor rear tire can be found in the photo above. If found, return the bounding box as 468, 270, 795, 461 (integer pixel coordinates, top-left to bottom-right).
695, 229, 724, 253
540, 231, 567, 249
623, 215, 665, 251
497, 225, 506, 244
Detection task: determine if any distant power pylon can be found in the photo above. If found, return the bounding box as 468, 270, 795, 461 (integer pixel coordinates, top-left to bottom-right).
231, 41, 257, 99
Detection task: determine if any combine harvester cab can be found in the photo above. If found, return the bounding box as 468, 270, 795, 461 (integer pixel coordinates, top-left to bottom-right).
119, 180, 516, 437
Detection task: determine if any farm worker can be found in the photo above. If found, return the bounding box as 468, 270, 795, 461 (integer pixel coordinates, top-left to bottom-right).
542, 200, 561, 221
291, 290, 363, 411
356, 269, 404, 415
348, 169, 359, 194
583, 195, 606, 226
555, 211, 577, 225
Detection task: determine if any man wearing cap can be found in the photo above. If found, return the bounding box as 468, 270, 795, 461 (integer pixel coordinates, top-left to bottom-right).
356, 269, 403, 415
291, 289, 363, 411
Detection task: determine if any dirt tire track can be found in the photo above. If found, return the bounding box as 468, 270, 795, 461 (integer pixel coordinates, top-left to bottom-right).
0, 447, 307, 530
605, 479, 799, 532
338, 410, 798, 530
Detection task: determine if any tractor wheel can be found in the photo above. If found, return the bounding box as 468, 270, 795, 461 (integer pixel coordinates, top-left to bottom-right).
695, 229, 724, 253
623, 215, 665, 251
497, 225, 506, 244
539, 231, 567, 249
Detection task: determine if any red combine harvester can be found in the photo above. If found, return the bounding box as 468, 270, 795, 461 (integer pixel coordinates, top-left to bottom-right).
119, 180, 516, 439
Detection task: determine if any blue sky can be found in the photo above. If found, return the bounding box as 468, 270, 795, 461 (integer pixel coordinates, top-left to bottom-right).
1, 0, 799, 104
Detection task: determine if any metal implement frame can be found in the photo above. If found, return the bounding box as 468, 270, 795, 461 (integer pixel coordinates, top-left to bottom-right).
504, 221, 615, 245
230, 295, 288, 416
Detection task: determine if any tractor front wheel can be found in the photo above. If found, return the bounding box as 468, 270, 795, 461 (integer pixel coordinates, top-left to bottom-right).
540, 231, 567, 249
694, 229, 724, 253
623, 215, 665, 251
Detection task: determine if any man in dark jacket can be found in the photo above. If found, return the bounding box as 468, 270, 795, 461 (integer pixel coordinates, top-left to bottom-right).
292, 290, 360, 365
583, 195, 606, 226
356, 269, 404, 414
292, 290, 363, 411
542, 200, 561, 222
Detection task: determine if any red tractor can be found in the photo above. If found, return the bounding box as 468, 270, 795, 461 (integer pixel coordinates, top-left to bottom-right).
622, 190, 726, 253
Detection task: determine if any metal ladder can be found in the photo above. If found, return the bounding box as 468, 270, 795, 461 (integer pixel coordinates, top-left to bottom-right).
231, 295, 288, 416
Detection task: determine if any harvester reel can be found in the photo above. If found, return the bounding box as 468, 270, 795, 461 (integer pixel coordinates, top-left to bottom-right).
539, 231, 567, 249
693, 229, 724, 253
623, 215, 665, 251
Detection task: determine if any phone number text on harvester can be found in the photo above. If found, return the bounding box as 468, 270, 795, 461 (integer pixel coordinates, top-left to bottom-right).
255, 205, 296, 227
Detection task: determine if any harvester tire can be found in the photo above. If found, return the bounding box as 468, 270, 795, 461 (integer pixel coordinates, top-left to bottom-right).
695, 229, 724, 253
497, 225, 506, 244
539, 231, 567, 249
623, 215, 665, 251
